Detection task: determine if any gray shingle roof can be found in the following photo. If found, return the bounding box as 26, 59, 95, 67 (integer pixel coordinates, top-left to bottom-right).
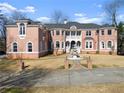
45, 22, 101, 29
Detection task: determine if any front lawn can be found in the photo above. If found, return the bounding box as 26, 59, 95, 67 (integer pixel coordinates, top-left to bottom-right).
24, 54, 124, 69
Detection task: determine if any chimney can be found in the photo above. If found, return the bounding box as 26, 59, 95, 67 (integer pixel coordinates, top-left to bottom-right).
64, 19, 67, 24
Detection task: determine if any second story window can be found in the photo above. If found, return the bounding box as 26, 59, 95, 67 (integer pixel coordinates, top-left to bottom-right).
108, 30, 112, 35
101, 30, 104, 35
86, 31, 91, 36
19, 23, 25, 36
77, 31, 81, 36
56, 31, 60, 35
62, 31, 64, 35
66, 31, 70, 36
71, 31, 76, 36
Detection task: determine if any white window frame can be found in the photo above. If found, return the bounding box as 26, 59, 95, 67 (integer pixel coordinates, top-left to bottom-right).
100, 41, 105, 49
86, 30, 92, 37
85, 40, 93, 49
12, 42, 18, 52
18, 23, 26, 39
26, 41, 33, 52
107, 40, 113, 49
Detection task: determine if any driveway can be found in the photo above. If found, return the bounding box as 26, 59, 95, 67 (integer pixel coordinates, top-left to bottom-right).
34, 68, 124, 86
1, 67, 124, 88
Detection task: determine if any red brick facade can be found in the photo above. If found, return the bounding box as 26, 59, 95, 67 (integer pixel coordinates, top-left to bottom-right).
6, 20, 117, 59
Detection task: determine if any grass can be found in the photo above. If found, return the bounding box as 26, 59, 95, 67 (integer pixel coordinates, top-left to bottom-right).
1, 83, 124, 93
1, 87, 26, 93
0, 59, 18, 72
23, 54, 124, 70
1, 54, 124, 93
1, 54, 124, 72
28, 83, 124, 93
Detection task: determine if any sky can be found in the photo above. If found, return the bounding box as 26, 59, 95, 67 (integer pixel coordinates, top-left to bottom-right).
0, 0, 124, 24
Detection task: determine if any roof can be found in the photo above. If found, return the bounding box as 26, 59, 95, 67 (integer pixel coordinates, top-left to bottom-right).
6, 19, 41, 26
6, 19, 115, 29
45, 22, 101, 29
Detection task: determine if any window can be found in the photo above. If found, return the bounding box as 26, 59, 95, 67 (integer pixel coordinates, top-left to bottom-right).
77, 41, 81, 47
56, 41, 60, 48
89, 42, 92, 48
108, 30, 112, 35
96, 30, 99, 34
28, 42, 32, 52
66, 31, 70, 36
107, 41, 112, 48
85, 41, 93, 49
13, 42, 17, 52
66, 41, 70, 47
62, 31, 64, 35
101, 30, 104, 35
62, 42, 64, 48
56, 31, 60, 35
77, 31, 81, 36
101, 42, 105, 49
86, 31, 91, 36
19, 23, 25, 35
86, 42, 88, 48
71, 31, 76, 36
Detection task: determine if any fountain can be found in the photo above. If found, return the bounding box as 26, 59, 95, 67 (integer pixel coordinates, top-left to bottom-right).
64, 47, 93, 70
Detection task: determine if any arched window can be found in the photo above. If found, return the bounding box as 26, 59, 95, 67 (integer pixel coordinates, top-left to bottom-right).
107, 41, 112, 48
66, 41, 70, 47
77, 41, 81, 47
13, 42, 17, 52
19, 23, 25, 35
28, 42, 32, 52
56, 41, 60, 48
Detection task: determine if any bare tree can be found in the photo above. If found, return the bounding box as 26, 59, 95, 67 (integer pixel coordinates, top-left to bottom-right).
11, 11, 27, 22
51, 10, 68, 24
104, 0, 124, 27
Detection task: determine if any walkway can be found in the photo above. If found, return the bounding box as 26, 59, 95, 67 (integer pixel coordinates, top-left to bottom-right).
1, 68, 124, 88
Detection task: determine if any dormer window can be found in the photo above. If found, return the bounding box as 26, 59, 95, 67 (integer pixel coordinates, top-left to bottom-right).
19, 23, 25, 36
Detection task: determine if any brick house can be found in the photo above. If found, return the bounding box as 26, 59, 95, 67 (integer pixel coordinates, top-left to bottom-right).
6, 19, 117, 59
6, 19, 50, 59
45, 22, 117, 54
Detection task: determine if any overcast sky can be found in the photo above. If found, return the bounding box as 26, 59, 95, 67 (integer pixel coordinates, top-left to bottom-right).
0, 0, 124, 24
